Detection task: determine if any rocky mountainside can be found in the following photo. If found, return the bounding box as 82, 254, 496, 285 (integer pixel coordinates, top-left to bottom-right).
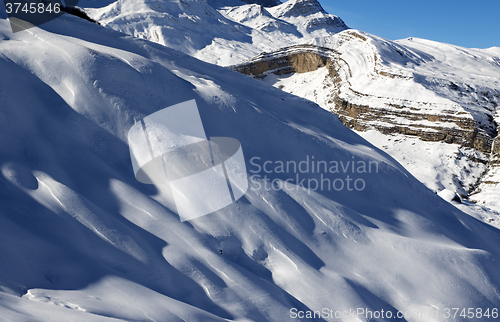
229, 30, 500, 212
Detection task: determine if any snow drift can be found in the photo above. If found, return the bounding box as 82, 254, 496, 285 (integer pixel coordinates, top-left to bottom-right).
1, 9, 500, 322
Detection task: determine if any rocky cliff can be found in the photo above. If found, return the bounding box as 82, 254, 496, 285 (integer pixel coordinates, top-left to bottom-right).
230, 35, 498, 154
230, 45, 336, 76
230, 30, 500, 207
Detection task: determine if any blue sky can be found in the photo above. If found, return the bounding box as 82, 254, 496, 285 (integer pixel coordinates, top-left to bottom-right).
321, 0, 500, 49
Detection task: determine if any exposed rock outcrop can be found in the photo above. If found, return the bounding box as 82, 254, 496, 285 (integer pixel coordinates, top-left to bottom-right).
230, 41, 496, 154
230, 31, 500, 208
231, 45, 336, 76
492, 135, 500, 156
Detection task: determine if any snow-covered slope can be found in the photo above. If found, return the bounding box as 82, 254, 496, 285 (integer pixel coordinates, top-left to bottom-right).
81, 0, 254, 59
2, 9, 500, 322
80, 0, 348, 65
76, 0, 499, 214
233, 30, 500, 214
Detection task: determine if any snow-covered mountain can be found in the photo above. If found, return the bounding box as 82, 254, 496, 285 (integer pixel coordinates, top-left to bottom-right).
266, 0, 346, 35
77, 0, 500, 217
230, 30, 500, 214
81, 0, 347, 65
2, 6, 500, 322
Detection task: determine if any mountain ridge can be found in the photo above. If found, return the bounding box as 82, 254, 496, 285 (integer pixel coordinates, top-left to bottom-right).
268, 0, 327, 17
81, 0, 348, 65
229, 32, 500, 212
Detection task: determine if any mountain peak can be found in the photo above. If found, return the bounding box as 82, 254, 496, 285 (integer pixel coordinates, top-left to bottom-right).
271, 0, 326, 18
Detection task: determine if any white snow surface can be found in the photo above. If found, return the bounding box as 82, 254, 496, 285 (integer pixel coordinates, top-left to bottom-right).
1, 8, 500, 322
80, 0, 347, 66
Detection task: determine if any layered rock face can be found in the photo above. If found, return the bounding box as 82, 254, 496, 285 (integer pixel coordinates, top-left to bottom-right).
230, 45, 336, 76
230, 30, 500, 207
493, 137, 500, 157
231, 34, 498, 154
472, 123, 500, 209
